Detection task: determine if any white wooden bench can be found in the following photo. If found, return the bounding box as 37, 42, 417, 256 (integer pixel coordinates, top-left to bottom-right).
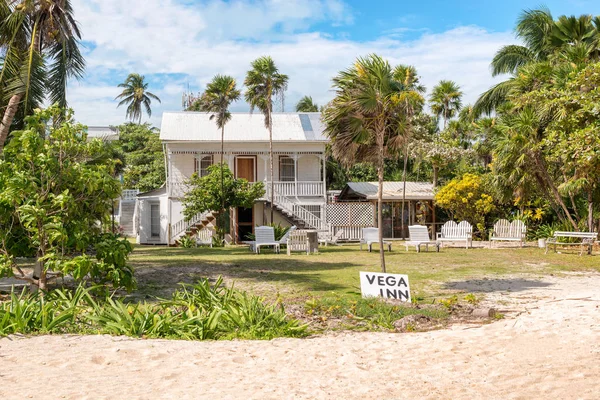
436, 221, 472, 249
406, 225, 440, 253
287, 230, 310, 255
489, 219, 526, 248
545, 231, 597, 256
278, 226, 297, 249
195, 229, 213, 247
360, 228, 392, 252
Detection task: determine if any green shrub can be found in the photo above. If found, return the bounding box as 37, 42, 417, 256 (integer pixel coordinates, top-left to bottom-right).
178, 236, 196, 248
0, 278, 306, 341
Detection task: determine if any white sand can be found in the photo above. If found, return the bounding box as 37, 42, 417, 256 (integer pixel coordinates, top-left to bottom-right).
1, 274, 600, 400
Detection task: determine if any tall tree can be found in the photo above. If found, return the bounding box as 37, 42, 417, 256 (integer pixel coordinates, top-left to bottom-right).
115, 74, 161, 124
429, 80, 463, 129
475, 8, 600, 116
244, 56, 288, 223
392, 64, 425, 238
323, 54, 409, 272
0, 0, 85, 153
196, 74, 241, 236
295, 95, 319, 112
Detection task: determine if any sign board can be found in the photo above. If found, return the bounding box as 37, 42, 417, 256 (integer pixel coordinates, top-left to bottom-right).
359, 271, 411, 302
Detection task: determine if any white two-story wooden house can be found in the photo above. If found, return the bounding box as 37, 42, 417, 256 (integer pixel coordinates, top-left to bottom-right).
135, 112, 328, 245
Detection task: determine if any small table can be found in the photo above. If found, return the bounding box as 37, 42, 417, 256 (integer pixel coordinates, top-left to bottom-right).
305, 230, 319, 253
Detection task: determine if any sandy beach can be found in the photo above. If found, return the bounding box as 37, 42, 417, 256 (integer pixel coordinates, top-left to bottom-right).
1, 273, 599, 400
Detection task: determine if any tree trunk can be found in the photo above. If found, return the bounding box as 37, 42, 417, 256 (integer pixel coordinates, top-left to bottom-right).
220, 125, 226, 240
534, 154, 578, 230
0, 93, 23, 154
563, 172, 580, 220
401, 147, 408, 239
588, 189, 594, 232
268, 109, 274, 224
377, 125, 386, 273
432, 165, 438, 231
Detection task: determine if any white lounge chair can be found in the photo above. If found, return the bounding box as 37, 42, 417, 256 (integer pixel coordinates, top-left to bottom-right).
360, 228, 392, 252
406, 225, 439, 252
195, 229, 213, 247
318, 227, 344, 246
489, 219, 526, 247
436, 221, 472, 249
253, 226, 280, 254
287, 230, 310, 255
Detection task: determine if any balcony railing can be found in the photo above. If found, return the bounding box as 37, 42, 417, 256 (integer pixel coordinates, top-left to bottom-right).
169, 180, 325, 198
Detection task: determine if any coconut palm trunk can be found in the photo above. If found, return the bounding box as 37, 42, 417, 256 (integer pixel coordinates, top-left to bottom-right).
377, 121, 386, 273
0, 94, 22, 153
401, 146, 409, 239
268, 109, 274, 223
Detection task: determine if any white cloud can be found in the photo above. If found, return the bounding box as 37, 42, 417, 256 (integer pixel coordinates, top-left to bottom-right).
68, 0, 514, 127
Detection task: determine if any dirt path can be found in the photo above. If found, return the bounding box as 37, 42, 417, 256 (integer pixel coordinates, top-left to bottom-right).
1, 274, 599, 399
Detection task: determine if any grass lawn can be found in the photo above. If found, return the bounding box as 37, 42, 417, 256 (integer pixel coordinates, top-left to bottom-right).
129, 243, 600, 304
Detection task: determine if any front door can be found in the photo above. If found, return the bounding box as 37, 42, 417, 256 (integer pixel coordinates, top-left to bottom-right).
236, 157, 255, 182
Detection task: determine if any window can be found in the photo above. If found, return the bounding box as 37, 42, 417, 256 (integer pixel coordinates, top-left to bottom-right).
279, 156, 295, 182
194, 155, 213, 177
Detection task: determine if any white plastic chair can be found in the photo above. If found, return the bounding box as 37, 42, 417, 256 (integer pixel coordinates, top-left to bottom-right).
360, 228, 392, 252
253, 226, 280, 254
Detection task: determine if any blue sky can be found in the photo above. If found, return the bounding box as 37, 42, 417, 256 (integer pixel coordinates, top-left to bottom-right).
68, 0, 600, 127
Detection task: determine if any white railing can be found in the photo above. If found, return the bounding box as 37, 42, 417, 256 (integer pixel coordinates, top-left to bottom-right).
266, 186, 325, 230
171, 211, 208, 242
121, 189, 139, 202
270, 181, 324, 197
171, 180, 324, 199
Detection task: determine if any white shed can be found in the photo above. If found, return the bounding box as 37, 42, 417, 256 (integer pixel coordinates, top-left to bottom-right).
135, 186, 169, 245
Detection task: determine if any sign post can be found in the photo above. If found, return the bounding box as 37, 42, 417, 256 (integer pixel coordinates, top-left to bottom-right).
359, 272, 411, 302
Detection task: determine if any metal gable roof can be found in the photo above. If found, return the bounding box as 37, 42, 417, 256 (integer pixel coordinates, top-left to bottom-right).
160, 112, 328, 142
340, 181, 434, 200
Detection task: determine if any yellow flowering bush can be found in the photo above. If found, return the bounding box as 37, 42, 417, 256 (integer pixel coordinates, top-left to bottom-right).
435, 174, 496, 233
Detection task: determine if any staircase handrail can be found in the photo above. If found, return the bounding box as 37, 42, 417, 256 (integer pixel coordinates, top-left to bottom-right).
266, 185, 325, 230
171, 211, 208, 239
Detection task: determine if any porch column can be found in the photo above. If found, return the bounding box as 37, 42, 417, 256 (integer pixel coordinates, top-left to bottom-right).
227, 152, 234, 171
257, 154, 269, 225
293, 152, 298, 198
321, 154, 326, 201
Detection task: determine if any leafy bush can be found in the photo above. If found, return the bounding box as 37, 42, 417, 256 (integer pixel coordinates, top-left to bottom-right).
178, 236, 196, 248
0, 107, 134, 292
0, 278, 306, 340
435, 173, 496, 235
534, 224, 557, 240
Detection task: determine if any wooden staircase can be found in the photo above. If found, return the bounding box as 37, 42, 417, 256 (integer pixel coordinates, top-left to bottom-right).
170, 211, 219, 246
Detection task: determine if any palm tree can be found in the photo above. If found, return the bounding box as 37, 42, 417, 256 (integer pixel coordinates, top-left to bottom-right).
0, 0, 85, 153
116, 74, 161, 124
322, 54, 410, 273
429, 80, 462, 129
295, 96, 319, 112
492, 108, 578, 230
392, 64, 426, 238
475, 8, 600, 115
196, 74, 241, 236
244, 56, 288, 224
